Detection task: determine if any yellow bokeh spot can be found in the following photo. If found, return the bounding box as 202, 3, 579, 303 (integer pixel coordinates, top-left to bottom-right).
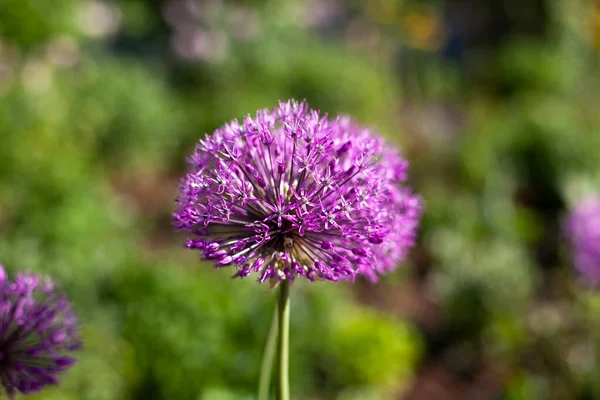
401, 5, 442, 51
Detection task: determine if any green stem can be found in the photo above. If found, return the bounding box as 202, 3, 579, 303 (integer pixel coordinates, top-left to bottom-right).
276, 280, 290, 400
258, 305, 278, 400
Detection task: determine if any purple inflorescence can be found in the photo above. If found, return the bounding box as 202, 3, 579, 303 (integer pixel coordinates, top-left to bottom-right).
566, 197, 600, 286
0, 264, 81, 398
174, 99, 422, 283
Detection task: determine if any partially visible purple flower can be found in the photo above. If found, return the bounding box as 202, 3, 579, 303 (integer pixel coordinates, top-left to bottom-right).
174, 99, 422, 284
0, 264, 81, 398
566, 197, 600, 286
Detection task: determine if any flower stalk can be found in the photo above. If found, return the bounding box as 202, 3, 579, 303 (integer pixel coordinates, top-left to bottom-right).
276, 280, 290, 400
258, 305, 278, 400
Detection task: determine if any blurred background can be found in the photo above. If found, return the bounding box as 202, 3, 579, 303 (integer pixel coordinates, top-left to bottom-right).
1, 0, 600, 399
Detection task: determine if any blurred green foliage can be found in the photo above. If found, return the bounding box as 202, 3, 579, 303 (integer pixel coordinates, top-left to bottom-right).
1, 0, 600, 399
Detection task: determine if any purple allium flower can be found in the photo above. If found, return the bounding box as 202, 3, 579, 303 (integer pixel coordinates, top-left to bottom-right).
0, 264, 81, 397
174, 99, 422, 283
566, 197, 600, 286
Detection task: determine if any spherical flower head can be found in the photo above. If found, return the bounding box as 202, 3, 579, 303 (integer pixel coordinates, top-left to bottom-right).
0, 264, 81, 398
566, 196, 600, 287
174, 99, 422, 284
